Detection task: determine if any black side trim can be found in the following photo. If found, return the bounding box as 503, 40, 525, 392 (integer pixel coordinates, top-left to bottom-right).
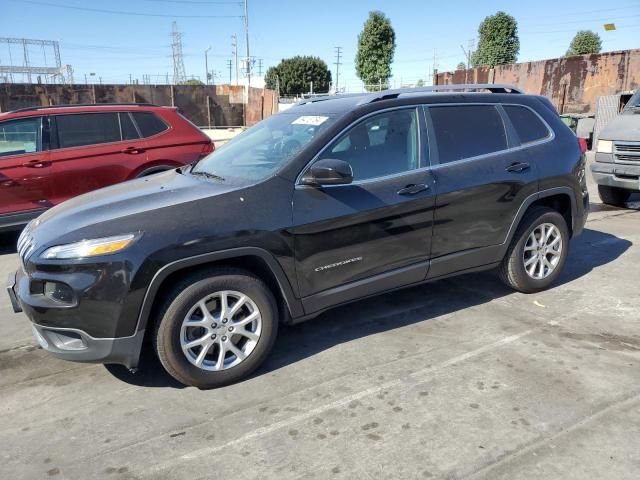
0, 209, 46, 232
135, 247, 303, 333
428, 245, 503, 279
301, 261, 428, 316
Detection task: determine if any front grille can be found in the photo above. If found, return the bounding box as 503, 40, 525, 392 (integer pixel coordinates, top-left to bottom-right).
614, 142, 640, 163
615, 154, 640, 163
17, 226, 35, 269
615, 142, 640, 153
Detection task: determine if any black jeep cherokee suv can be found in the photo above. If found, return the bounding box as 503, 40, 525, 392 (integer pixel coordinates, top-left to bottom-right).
7, 85, 589, 388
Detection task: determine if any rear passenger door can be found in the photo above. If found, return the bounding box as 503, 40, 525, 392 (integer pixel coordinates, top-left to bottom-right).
426, 103, 539, 277
48, 112, 149, 204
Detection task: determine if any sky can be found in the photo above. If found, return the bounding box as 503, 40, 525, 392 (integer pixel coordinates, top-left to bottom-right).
1, 0, 639, 90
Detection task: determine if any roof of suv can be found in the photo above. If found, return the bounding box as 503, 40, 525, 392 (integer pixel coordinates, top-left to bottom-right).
287, 84, 528, 115
0, 103, 174, 120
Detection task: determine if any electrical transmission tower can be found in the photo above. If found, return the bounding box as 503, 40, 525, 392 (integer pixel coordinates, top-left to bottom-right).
0, 37, 73, 84
334, 46, 343, 93
170, 22, 187, 84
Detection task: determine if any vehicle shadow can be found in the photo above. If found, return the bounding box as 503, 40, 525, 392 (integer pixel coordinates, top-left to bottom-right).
258, 227, 632, 378
104, 227, 631, 389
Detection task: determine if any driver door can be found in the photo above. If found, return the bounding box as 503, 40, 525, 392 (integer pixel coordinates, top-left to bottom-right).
291, 107, 436, 314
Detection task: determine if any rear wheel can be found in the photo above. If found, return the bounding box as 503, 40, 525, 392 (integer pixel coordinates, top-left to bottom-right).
597, 185, 631, 207
499, 207, 570, 293
153, 269, 278, 388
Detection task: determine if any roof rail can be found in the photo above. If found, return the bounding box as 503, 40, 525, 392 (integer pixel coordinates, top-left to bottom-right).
295, 93, 369, 106
9, 103, 160, 114
358, 84, 523, 105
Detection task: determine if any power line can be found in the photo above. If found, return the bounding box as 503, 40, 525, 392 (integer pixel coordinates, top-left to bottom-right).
12, 0, 244, 18
142, 0, 242, 4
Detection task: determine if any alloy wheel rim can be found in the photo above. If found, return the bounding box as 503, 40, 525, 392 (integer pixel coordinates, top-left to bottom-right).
180, 290, 262, 371
522, 223, 563, 280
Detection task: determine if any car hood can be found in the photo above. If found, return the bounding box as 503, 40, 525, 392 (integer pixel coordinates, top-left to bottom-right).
599, 114, 640, 142
33, 170, 237, 241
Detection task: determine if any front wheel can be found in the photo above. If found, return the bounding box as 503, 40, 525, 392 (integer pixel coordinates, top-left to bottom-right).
153, 269, 278, 388
499, 207, 570, 293
597, 185, 631, 207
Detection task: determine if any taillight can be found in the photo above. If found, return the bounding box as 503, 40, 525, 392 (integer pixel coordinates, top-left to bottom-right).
578, 137, 587, 154
200, 142, 214, 157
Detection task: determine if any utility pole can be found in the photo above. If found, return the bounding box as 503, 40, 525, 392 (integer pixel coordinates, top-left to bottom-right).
232, 34, 239, 85
431, 49, 438, 86
205, 46, 211, 85
227, 59, 232, 84
257, 58, 263, 77
243, 0, 250, 86
333, 46, 342, 94
460, 39, 475, 70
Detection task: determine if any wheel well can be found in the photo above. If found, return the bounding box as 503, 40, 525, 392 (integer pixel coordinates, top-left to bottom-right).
145, 256, 290, 336
529, 194, 573, 235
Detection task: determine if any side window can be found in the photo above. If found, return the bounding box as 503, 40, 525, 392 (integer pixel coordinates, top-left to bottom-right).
430, 105, 507, 164
0, 117, 42, 157
503, 105, 550, 144
56, 113, 121, 148
320, 108, 419, 181
120, 112, 140, 140
132, 112, 168, 137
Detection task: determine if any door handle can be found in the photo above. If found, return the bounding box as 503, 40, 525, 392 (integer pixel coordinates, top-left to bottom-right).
506, 162, 530, 173
122, 147, 144, 154
397, 183, 429, 196
22, 160, 51, 168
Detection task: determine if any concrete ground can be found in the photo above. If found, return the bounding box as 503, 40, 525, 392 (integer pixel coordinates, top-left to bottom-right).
1, 159, 639, 479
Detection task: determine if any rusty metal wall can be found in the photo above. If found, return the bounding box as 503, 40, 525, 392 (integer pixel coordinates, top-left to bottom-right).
436, 49, 640, 114
0, 83, 277, 126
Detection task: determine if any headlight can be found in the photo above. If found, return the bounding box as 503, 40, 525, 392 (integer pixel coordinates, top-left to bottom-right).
596, 140, 613, 154
41, 234, 138, 259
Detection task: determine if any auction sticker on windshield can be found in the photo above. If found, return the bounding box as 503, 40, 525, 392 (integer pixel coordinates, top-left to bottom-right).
292, 116, 329, 126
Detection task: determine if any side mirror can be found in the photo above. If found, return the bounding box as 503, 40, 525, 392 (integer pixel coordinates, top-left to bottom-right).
301, 159, 353, 186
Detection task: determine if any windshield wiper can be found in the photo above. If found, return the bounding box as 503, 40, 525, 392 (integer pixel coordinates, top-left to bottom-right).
191, 170, 225, 182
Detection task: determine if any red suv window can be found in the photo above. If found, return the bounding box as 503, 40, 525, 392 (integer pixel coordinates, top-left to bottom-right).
56, 113, 121, 148
131, 112, 169, 137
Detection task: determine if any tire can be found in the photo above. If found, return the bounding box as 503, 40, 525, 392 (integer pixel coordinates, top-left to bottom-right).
153, 268, 278, 388
597, 185, 631, 207
499, 207, 570, 293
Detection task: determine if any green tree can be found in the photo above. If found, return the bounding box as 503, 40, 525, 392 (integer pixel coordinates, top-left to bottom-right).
472, 11, 520, 67
179, 79, 204, 86
264, 56, 331, 96
416, 79, 425, 87
355, 11, 396, 91
456, 62, 467, 71
566, 30, 602, 56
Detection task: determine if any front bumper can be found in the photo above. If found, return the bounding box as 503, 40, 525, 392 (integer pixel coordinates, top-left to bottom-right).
7, 267, 145, 369
29, 322, 145, 369
591, 154, 640, 191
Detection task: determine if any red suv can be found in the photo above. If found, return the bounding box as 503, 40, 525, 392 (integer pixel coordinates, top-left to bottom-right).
0, 103, 213, 230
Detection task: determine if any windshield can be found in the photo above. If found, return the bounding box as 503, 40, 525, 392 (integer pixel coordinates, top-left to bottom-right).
623, 91, 640, 113
192, 112, 338, 183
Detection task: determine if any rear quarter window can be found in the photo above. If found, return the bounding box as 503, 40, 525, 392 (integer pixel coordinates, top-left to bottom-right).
429, 105, 507, 164
132, 112, 169, 137
503, 105, 550, 144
